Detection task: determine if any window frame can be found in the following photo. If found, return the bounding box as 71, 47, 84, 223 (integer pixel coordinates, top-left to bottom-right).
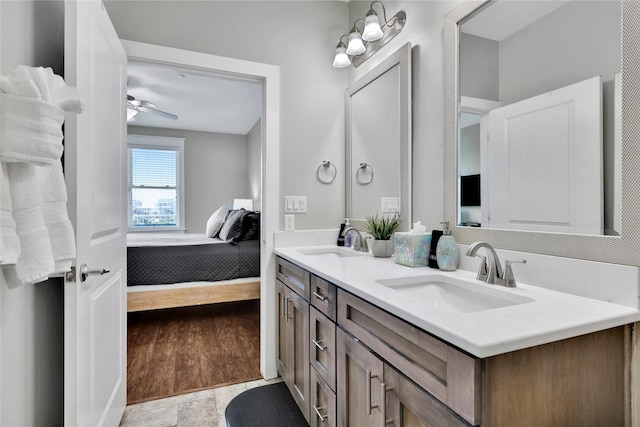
127, 134, 186, 233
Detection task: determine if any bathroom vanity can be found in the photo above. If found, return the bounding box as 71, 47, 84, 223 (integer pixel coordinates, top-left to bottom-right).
274, 246, 639, 427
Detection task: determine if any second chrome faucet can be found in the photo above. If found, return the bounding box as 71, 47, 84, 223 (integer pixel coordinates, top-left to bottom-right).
466, 241, 526, 288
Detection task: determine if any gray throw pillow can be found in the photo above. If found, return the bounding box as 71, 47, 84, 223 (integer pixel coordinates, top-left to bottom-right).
218, 209, 249, 242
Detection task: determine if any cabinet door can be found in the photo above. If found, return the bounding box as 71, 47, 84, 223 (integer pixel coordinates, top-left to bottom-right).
286, 287, 310, 421
276, 279, 289, 378
337, 328, 384, 427
310, 367, 337, 427
383, 365, 468, 427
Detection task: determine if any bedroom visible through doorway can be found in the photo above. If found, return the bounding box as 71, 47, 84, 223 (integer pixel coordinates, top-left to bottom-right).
123, 46, 272, 404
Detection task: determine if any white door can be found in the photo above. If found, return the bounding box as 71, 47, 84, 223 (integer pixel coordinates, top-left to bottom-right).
484, 76, 603, 234
64, 1, 128, 425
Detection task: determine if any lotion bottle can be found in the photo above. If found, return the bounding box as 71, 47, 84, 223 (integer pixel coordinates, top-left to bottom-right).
344, 218, 353, 248
436, 221, 458, 271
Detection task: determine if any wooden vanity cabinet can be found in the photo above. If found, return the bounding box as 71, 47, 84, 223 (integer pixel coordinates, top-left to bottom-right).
276, 257, 629, 427
276, 260, 311, 422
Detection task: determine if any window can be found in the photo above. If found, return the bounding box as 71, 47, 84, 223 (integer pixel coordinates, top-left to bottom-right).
128, 135, 185, 232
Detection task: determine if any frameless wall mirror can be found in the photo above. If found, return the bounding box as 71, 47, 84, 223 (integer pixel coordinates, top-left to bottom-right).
346, 43, 412, 229
445, 1, 640, 265
457, 0, 621, 236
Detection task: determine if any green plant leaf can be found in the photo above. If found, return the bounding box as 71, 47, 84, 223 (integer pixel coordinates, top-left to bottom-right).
363, 213, 402, 240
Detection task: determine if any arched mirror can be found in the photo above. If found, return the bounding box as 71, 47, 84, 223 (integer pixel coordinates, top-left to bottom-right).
346, 43, 412, 229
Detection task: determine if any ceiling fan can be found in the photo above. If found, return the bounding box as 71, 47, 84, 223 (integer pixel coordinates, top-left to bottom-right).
127, 95, 178, 122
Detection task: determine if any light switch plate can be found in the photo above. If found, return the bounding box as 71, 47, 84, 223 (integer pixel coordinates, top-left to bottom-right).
284, 196, 307, 213
381, 197, 400, 214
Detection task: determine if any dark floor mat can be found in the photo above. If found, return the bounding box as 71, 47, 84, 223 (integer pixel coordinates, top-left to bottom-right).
225, 382, 308, 427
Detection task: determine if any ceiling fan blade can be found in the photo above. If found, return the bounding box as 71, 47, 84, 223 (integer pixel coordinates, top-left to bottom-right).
127, 95, 178, 120
127, 102, 178, 120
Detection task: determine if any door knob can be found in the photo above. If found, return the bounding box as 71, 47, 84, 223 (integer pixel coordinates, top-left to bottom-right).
79, 263, 110, 283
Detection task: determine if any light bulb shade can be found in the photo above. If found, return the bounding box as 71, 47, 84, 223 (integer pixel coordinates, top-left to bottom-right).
362, 13, 384, 41
127, 108, 138, 122
233, 198, 254, 210
346, 31, 366, 56
333, 45, 351, 68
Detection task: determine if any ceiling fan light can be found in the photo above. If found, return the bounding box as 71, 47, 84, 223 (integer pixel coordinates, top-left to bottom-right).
346, 30, 366, 56
333, 43, 351, 68
363, 12, 384, 41
127, 108, 138, 122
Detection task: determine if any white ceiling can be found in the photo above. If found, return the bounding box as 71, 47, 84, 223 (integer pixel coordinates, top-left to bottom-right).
461, 0, 570, 41
127, 64, 262, 135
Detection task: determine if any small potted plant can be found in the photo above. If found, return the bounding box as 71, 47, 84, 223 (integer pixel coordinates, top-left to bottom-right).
363, 213, 402, 257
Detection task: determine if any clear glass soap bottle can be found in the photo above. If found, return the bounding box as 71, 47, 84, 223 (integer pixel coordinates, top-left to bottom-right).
436, 221, 458, 271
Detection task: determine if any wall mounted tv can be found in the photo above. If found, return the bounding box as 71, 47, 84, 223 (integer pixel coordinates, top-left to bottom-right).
460, 174, 481, 207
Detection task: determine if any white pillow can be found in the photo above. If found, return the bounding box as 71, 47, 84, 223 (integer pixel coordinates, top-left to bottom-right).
205, 202, 232, 237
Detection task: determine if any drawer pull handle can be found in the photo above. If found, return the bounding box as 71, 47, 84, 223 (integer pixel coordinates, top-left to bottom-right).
313, 405, 328, 422
285, 297, 291, 321
312, 339, 327, 351
313, 291, 327, 301
366, 370, 378, 415
380, 382, 393, 426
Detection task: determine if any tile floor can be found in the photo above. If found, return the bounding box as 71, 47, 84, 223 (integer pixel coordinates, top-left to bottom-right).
120, 377, 283, 427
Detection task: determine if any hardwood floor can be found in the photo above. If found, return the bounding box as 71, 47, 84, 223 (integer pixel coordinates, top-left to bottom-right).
127, 300, 262, 404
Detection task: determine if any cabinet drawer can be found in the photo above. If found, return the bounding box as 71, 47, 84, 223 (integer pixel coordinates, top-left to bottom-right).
338, 289, 481, 425
310, 275, 337, 321
310, 306, 336, 392
384, 364, 469, 427
310, 367, 336, 427
277, 257, 310, 300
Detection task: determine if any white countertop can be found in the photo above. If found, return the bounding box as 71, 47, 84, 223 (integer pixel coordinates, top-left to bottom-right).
274, 245, 640, 358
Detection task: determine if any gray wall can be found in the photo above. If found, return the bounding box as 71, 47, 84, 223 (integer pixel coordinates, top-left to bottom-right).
460, 33, 499, 101
348, 0, 463, 231
247, 119, 262, 211
1, 1, 65, 426
499, 0, 620, 106
128, 126, 251, 233
105, 1, 348, 231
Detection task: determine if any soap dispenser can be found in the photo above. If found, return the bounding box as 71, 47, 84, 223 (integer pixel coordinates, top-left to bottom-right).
343, 218, 353, 248
436, 221, 458, 271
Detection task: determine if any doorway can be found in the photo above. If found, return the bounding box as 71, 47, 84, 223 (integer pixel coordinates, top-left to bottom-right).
122, 40, 280, 389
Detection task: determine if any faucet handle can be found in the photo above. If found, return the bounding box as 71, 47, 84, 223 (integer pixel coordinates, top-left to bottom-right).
474, 255, 488, 281
502, 259, 527, 288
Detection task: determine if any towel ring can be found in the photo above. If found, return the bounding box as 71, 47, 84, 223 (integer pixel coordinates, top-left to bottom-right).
355, 162, 374, 185
316, 161, 337, 184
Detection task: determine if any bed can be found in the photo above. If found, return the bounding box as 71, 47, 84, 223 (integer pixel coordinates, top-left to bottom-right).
126, 208, 261, 312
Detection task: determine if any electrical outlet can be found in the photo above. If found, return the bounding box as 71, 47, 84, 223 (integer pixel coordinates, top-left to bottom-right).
284, 214, 295, 231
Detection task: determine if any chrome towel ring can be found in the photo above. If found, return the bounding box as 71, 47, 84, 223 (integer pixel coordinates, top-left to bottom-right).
356, 162, 374, 185
316, 160, 337, 184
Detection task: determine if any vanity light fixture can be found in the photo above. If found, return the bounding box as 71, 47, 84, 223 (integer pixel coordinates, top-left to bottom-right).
333, 35, 352, 68
332, 1, 406, 68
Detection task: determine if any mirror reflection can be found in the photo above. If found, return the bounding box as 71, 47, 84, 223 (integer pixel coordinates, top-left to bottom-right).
346, 43, 411, 229
457, 0, 621, 236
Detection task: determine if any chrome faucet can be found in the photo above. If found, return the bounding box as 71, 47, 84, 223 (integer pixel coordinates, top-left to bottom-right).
465, 241, 527, 287
342, 227, 368, 252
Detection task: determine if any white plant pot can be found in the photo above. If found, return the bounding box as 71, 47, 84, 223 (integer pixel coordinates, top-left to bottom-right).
370, 239, 394, 257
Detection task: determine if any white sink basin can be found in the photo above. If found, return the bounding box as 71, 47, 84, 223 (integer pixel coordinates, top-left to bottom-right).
376, 275, 534, 313
297, 247, 366, 258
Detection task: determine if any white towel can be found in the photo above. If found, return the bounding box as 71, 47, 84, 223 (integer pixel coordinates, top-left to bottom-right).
0, 65, 83, 110
0, 66, 82, 165
38, 161, 75, 273
0, 65, 82, 284
0, 164, 20, 265
2, 163, 55, 287
1, 95, 65, 165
